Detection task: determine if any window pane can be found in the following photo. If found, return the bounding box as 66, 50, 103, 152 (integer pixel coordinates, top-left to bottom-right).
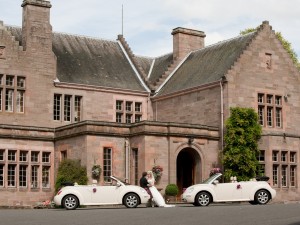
276, 108, 282, 128
258, 93, 264, 103
17, 77, 25, 88
0, 165, 4, 186
258, 106, 264, 126
31, 165, 39, 188
42, 152, 50, 163
0, 149, 4, 161
5, 89, 13, 112
281, 166, 287, 187
116, 100, 123, 111
290, 166, 296, 187
20, 151, 28, 162
8, 150, 16, 161
267, 107, 273, 127
53, 94, 61, 121
135, 102, 142, 112
19, 165, 27, 187
272, 165, 278, 187
16, 90, 24, 113
116, 113, 122, 123
125, 102, 132, 112
126, 114, 132, 123
8, 165, 16, 187
31, 151, 39, 162
6, 75, 14, 86
42, 166, 50, 188
74, 96, 81, 122
64, 95, 71, 122
103, 148, 112, 182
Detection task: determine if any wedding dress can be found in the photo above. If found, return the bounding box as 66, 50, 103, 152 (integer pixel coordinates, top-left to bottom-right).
147, 171, 175, 208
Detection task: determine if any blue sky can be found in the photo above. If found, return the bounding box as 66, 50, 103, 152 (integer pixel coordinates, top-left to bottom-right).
1, 0, 300, 60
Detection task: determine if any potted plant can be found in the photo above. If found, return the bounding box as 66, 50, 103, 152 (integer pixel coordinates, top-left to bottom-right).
91, 165, 102, 179
165, 184, 179, 203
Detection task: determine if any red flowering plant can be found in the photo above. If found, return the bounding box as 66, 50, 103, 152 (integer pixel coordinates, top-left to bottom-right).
209, 167, 222, 176
152, 165, 163, 181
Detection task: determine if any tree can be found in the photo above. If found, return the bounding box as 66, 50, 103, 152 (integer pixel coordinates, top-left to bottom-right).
240, 28, 300, 71
223, 107, 262, 181
55, 159, 88, 191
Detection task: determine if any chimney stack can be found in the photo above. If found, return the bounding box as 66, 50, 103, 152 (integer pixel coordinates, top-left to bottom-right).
21, 0, 52, 51
172, 27, 206, 60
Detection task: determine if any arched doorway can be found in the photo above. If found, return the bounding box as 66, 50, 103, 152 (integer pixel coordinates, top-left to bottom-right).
176, 148, 201, 194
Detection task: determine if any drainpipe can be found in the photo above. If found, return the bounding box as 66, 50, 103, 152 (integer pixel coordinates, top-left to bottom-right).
125, 138, 130, 182
220, 77, 224, 160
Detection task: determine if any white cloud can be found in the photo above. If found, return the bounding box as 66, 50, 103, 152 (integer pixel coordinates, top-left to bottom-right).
0, 0, 299, 59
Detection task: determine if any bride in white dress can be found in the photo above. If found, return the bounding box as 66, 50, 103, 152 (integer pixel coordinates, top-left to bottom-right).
147, 171, 175, 207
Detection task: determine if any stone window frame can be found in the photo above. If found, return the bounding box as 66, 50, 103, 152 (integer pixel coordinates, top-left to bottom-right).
0, 149, 52, 190
257, 93, 282, 128
115, 99, 143, 123
0, 74, 26, 114
54, 93, 83, 122
272, 149, 297, 188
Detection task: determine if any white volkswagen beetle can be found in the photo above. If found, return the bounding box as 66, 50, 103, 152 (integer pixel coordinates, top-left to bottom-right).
182, 173, 276, 206
54, 176, 150, 210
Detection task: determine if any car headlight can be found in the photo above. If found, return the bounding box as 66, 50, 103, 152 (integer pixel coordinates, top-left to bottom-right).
186, 187, 194, 193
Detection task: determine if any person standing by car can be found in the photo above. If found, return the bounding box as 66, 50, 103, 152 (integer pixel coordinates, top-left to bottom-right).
140, 171, 153, 207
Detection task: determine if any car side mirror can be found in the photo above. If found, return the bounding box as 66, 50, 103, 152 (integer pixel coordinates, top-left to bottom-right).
213, 180, 219, 185
116, 182, 122, 187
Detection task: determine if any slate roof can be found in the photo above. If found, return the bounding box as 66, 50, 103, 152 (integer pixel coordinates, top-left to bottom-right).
156, 32, 257, 96
148, 53, 173, 84
7, 26, 148, 92
6, 26, 257, 96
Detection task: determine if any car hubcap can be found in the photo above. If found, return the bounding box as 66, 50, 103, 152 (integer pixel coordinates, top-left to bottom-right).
65, 197, 76, 208
198, 194, 209, 205
126, 195, 137, 207
257, 191, 268, 204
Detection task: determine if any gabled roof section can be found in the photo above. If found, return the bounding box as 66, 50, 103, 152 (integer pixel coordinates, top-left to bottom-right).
148, 53, 173, 84
52, 33, 147, 91
156, 32, 257, 96
6, 26, 148, 92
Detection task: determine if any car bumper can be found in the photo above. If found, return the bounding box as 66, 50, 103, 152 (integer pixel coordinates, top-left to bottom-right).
53, 195, 62, 206
182, 193, 194, 203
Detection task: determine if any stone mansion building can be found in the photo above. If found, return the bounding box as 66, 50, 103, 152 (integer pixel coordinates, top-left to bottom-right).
0, 0, 299, 207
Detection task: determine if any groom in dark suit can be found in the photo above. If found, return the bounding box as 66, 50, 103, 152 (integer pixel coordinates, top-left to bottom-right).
140, 171, 153, 207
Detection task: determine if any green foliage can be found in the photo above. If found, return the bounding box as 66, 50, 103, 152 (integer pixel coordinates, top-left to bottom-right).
165, 184, 179, 196
55, 159, 88, 191
240, 27, 300, 71
223, 107, 262, 181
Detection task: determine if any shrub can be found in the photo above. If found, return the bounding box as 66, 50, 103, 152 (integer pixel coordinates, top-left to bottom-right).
55, 159, 88, 191
165, 184, 179, 196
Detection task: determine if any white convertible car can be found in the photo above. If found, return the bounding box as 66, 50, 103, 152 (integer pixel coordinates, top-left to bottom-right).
54, 176, 150, 210
182, 173, 276, 206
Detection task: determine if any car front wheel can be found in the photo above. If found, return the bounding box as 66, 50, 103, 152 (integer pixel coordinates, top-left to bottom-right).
255, 190, 270, 205
124, 193, 139, 208
195, 191, 211, 206
62, 195, 79, 210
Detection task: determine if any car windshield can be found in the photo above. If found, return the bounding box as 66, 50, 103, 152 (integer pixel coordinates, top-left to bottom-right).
201, 173, 222, 184
111, 176, 130, 185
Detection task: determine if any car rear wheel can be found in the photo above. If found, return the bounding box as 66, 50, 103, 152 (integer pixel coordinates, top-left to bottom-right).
124, 193, 139, 208
195, 191, 211, 206
62, 195, 79, 210
254, 190, 270, 205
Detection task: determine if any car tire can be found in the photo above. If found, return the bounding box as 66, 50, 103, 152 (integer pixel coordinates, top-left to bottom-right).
124, 193, 139, 208
249, 201, 257, 205
62, 195, 79, 210
254, 190, 270, 205
195, 191, 211, 206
